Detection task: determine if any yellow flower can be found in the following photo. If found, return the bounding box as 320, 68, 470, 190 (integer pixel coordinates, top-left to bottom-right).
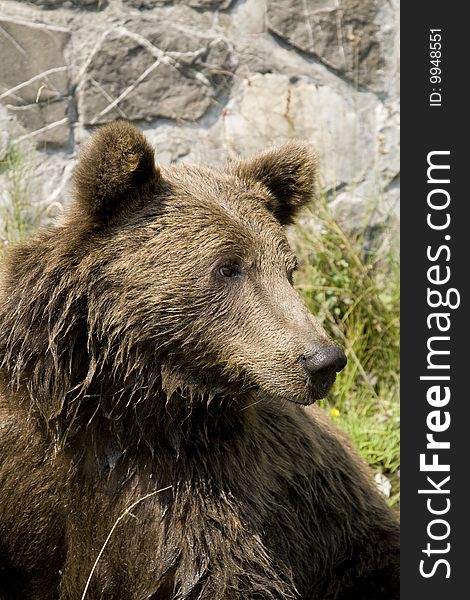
331, 407, 341, 418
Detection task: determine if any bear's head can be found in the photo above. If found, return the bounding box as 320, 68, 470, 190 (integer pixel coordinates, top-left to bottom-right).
0, 122, 346, 435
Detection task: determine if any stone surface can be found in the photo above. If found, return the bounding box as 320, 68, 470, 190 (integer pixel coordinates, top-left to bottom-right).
374, 472, 392, 498
145, 120, 225, 167
32, 152, 76, 215
0, 17, 70, 146
267, 0, 385, 91
0, 104, 12, 161
78, 25, 235, 125
188, 0, 233, 8
124, 0, 232, 9
0, 0, 399, 241
376, 100, 399, 181
123, 0, 176, 8
328, 177, 400, 235
224, 0, 266, 37
223, 73, 378, 190
25, 1, 104, 8
122, 0, 233, 10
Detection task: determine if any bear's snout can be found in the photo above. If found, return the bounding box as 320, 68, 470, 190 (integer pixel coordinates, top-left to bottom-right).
301, 345, 347, 377
300, 345, 347, 398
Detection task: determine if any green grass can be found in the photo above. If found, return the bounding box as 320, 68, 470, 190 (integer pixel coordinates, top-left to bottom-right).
292, 198, 400, 508
0, 141, 38, 250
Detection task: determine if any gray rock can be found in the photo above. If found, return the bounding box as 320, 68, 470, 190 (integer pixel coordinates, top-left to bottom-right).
123, 0, 232, 9
32, 152, 76, 217
77, 25, 235, 125
0, 17, 70, 146
0, 0, 399, 238
1, 146, 75, 225
267, 0, 386, 91
188, 0, 233, 8
0, 131, 8, 162
376, 100, 399, 182
24, 1, 105, 8
328, 178, 400, 235
374, 472, 392, 498
0, 104, 11, 161
224, 0, 266, 36
144, 119, 225, 167
122, 0, 175, 8
5, 101, 69, 147
234, 35, 357, 90
223, 73, 378, 190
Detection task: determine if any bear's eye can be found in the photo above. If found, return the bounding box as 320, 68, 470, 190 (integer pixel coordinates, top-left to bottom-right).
218, 264, 240, 279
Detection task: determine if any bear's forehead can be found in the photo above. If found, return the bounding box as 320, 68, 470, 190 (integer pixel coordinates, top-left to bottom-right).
133, 165, 293, 261
162, 187, 283, 246
162, 164, 276, 222
166, 164, 249, 190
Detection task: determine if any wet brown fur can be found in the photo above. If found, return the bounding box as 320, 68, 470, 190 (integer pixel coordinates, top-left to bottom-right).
0, 122, 399, 599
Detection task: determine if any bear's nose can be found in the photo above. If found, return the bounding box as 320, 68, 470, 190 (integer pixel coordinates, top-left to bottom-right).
300, 345, 347, 378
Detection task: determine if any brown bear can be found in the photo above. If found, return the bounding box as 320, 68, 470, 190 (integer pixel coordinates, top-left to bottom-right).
0, 122, 399, 600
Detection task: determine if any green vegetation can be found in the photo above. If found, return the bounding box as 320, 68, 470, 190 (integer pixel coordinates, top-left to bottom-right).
293, 198, 400, 508
0, 141, 37, 250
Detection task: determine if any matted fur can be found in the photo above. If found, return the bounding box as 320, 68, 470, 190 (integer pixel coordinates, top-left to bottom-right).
0, 122, 399, 600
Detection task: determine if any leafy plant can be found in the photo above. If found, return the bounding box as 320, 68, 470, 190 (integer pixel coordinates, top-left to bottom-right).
0, 141, 38, 250
292, 197, 400, 507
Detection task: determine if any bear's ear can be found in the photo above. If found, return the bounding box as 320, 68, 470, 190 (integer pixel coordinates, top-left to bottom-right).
72, 121, 160, 224
230, 141, 317, 226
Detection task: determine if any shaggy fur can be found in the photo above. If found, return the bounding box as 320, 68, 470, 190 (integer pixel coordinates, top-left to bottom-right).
0, 122, 399, 600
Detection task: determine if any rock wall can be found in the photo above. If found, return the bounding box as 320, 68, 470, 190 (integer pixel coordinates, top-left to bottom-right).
0, 0, 399, 235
